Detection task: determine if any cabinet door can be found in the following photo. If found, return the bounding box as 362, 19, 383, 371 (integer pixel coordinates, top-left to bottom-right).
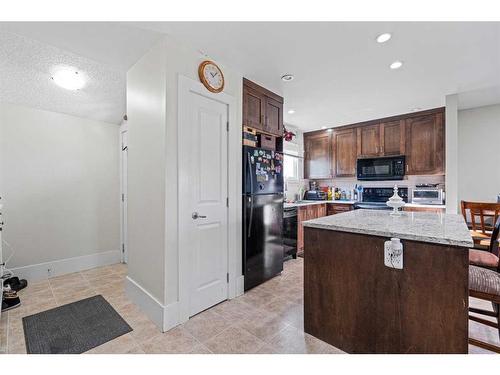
405, 113, 444, 175
381, 120, 405, 155
264, 96, 283, 136
297, 207, 304, 252
243, 85, 265, 130
357, 124, 380, 157
334, 129, 357, 177
317, 204, 327, 217
304, 132, 333, 179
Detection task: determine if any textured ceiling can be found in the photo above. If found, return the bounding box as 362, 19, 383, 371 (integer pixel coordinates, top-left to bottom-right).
0, 23, 163, 124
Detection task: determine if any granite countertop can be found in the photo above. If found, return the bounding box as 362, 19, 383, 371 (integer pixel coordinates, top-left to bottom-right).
303, 209, 473, 247
284, 200, 356, 208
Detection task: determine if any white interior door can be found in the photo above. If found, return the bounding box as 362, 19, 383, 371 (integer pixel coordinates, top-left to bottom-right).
120, 128, 128, 263
184, 92, 229, 317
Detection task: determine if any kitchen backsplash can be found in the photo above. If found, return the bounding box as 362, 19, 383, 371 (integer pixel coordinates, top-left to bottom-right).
314, 175, 445, 191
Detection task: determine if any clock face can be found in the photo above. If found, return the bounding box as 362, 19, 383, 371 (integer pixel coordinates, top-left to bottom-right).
199, 61, 225, 93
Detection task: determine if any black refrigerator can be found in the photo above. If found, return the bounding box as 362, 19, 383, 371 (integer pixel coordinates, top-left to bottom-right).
242, 145, 284, 291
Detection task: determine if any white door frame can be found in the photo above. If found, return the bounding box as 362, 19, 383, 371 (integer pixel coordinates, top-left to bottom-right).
119, 120, 128, 263
177, 75, 241, 323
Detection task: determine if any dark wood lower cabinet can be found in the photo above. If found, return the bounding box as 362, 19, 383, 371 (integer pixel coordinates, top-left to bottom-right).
304, 228, 468, 353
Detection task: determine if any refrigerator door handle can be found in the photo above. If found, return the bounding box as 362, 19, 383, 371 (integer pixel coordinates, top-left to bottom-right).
247, 152, 254, 194
247, 196, 253, 238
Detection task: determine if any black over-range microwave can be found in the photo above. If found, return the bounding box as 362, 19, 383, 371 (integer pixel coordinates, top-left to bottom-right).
357, 155, 405, 181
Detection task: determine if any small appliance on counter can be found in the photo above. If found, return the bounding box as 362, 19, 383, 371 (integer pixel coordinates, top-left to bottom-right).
411, 184, 445, 205
357, 155, 405, 181
303, 190, 327, 201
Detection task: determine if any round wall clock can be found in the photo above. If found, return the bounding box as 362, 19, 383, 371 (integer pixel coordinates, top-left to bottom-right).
198, 60, 225, 93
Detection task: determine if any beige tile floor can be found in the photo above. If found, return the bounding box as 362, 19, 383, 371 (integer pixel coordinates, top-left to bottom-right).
0, 258, 497, 354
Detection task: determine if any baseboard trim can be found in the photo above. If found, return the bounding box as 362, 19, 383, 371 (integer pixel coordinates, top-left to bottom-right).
236, 275, 245, 297
125, 276, 165, 330
10, 250, 121, 282
163, 301, 180, 331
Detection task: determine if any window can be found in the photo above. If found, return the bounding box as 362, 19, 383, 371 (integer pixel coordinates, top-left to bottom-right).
284, 154, 299, 181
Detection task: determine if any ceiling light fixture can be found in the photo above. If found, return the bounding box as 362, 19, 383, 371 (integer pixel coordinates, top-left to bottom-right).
51, 68, 86, 90
288, 109, 295, 114
376, 33, 392, 43
321, 126, 327, 129
326, 128, 333, 133
390, 60, 403, 70
281, 74, 294, 82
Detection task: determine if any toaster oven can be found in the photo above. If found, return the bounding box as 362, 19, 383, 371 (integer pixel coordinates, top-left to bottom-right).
411, 189, 445, 205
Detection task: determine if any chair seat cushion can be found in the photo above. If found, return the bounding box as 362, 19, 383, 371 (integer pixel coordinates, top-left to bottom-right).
469, 249, 499, 268
470, 265, 500, 296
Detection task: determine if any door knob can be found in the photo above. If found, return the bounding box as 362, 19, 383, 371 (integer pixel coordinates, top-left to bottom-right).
192, 212, 207, 220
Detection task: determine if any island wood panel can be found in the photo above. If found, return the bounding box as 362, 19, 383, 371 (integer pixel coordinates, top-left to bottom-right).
304, 227, 468, 353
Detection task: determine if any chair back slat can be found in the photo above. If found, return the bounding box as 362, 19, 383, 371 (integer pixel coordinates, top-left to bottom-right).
461, 201, 500, 234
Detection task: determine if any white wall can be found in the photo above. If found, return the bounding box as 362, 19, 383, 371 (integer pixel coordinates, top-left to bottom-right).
445, 94, 459, 213
457, 103, 500, 204
126, 39, 167, 306
126, 35, 246, 330
0, 103, 120, 278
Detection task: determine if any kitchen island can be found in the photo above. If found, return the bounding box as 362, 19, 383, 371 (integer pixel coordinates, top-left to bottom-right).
303, 210, 473, 354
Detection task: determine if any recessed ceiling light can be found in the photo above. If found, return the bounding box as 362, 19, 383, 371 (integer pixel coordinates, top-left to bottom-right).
51, 68, 86, 90
326, 128, 333, 133
390, 60, 403, 70
376, 33, 392, 43
288, 109, 295, 114
281, 74, 294, 82
321, 126, 327, 129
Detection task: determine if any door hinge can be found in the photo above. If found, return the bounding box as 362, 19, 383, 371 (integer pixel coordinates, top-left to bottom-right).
226, 273, 229, 283
226, 197, 229, 207
121, 193, 125, 202
226, 121, 229, 132
122, 243, 125, 253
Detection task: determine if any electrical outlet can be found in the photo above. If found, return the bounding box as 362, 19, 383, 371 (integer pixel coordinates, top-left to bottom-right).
384, 238, 403, 270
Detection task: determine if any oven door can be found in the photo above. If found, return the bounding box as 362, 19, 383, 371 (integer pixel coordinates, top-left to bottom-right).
283, 207, 297, 258
357, 156, 405, 181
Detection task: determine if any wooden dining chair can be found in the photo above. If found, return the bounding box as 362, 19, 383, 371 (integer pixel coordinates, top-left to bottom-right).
461, 201, 500, 250
469, 216, 500, 353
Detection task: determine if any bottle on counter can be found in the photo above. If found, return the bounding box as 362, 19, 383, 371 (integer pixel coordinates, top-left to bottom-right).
327, 187, 333, 201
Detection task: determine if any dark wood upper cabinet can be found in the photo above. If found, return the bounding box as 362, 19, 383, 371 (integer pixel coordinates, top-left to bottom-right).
381, 120, 405, 156
405, 113, 444, 175
333, 129, 357, 177
243, 86, 265, 130
265, 96, 282, 135
304, 132, 333, 179
303, 107, 444, 180
357, 124, 380, 157
242, 78, 283, 136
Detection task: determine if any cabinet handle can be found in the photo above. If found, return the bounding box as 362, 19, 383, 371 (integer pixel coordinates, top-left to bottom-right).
406, 164, 409, 172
